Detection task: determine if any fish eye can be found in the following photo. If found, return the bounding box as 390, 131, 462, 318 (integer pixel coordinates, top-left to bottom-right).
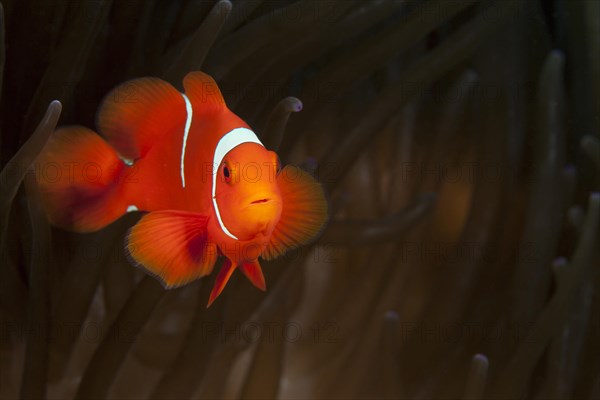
223, 164, 231, 183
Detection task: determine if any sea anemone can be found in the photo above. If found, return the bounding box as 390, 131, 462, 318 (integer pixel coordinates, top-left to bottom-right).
1, 1, 599, 399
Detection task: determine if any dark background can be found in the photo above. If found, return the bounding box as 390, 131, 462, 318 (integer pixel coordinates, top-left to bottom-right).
1, 1, 599, 399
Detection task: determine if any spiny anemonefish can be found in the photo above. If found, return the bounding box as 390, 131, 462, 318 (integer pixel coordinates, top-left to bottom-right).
36, 71, 327, 306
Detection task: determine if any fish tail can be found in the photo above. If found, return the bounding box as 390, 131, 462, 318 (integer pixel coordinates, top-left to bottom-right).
35, 126, 130, 232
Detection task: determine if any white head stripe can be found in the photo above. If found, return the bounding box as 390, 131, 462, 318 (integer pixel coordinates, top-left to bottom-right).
212, 128, 264, 240
180, 94, 193, 188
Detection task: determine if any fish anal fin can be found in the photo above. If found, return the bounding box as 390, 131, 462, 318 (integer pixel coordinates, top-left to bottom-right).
207, 259, 236, 307
126, 211, 217, 289
97, 77, 186, 160
262, 165, 328, 260
239, 260, 266, 291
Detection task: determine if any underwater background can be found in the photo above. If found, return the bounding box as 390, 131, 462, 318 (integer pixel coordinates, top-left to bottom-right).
1, 0, 599, 399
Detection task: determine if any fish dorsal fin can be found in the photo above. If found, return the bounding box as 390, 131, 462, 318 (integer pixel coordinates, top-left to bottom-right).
262, 165, 328, 260
97, 77, 186, 161
183, 71, 226, 114
126, 211, 218, 288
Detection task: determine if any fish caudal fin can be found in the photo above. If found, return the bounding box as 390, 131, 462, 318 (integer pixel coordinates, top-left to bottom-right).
239, 260, 266, 291
207, 259, 236, 307
36, 126, 129, 232
127, 211, 217, 289
261, 165, 328, 260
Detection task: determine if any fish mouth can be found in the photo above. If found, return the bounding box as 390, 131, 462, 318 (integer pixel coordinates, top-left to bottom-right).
244, 197, 282, 210
249, 198, 270, 205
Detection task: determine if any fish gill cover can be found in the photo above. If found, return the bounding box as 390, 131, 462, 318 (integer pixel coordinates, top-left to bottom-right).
0, 1, 599, 399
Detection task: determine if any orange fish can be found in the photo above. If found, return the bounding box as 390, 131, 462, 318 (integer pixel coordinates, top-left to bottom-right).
36, 71, 327, 306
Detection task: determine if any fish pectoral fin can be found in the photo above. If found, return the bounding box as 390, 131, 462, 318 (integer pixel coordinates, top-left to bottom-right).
207, 259, 236, 307
239, 260, 266, 291
98, 77, 186, 160
126, 210, 217, 289
261, 165, 328, 260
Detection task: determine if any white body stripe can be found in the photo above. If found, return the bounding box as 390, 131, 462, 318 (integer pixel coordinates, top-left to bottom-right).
212, 128, 264, 240
180, 94, 193, 187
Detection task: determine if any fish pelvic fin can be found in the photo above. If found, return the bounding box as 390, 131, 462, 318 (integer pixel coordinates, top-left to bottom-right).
36, 126, 130, 232
206, 259, 266, 307
239, 259, 266, 291
207, 258, 236, 307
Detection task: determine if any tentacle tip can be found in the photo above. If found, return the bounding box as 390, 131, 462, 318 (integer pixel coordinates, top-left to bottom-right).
384, 310, 399, 322
563, 164, 576, 175
217, 0, 233, 13
567, 205, 584, 221
552, 257, 568, 268
303, 157, 318, 173
585, 193, 600, 222
549, 49, 565, 63
580, 134, 598, 149
283, 97, 303, 112
472, 353, 488, 365
49, 99, 63, 110
464, 69, 480, 83
420, 192, 438, 204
